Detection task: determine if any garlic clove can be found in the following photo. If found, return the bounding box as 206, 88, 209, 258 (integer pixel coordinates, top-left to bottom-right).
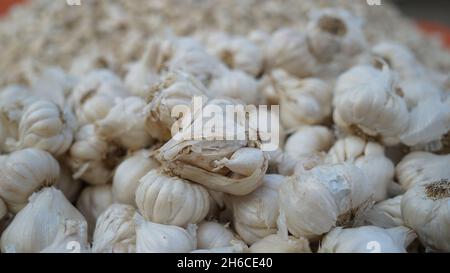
249, 234, 311, 253
208, 70, 260, 105
196, 221, 236, 249
213, 147, 265, 177
192, 240, 248, 253
284, 125, 334, 161
363, 195, 404, 228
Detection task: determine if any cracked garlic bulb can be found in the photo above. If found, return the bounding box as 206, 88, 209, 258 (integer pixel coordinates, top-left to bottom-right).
135, 169, 210, 227
97, 96, 153, 150
250, 234, 311, 253
0, 187, 85, 253
92, 204, 136, 253
112, 149, 159, 206
279, 163, 372, 240
401, 179, 450, 252
264, 28, 318, 77
41, 219, 89, 253
209, 70, 259, 104
333, 64, 409, 145
396, 152, 450, 190
363, 195, 404, 228
76, 184, 113, 236
319, 226, 416, 253
68, 124, 124, 185
227, 174, 284, 244
0, 148, 59, 213
135, 215, 197, 253
196, 221, 236, 249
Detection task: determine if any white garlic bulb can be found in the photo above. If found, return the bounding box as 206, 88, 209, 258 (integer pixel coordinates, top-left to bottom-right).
76, 184, 113, 236
264, 28, 318, 77
54, 161, 83, 203
112, 149, 159, 206
250, 234, 311, 253
92, 204, 136, 253
97, 96, 153, 150
333, 64, 409, 145
396, 152, 450, 190
40, 219, 89, 253
279, 163, 372, 240
135, 216, 197, 253
0, 187, 86, 253
363, 195, 404, 228
401, 179, 450, 252
0, 148, 59, 213
319, 226, 416, 253
209, 70, 260, 105
135, 169, 210, 227
284, 126, 333, 161
196, 221, 235, 249
227, 174, 284, 244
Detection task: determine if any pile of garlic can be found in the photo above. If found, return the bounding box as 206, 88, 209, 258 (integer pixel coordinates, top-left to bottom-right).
1, 2, 450, 253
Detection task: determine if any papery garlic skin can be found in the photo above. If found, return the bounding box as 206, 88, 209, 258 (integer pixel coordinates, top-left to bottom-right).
363, 195, 404, 228
0, 187, 85, 253
319, 226, 416, 253
250, 234, 311, 253
401, 179, 450, 252
209, 70, 259, 104
40, 219, 89, 253
227, 174, 284, 244
0, 148, 60, 213
396, 152, 450, 190
54, 161, 83, 203
76, 184, 113, 236
196, 221, 235, 249
135, 216, 197, 253
97, 96, 153, 150
279, 163, 372, 240
135, 169, 210, 226
92, 204, 136, 253
112, 149, 159, 206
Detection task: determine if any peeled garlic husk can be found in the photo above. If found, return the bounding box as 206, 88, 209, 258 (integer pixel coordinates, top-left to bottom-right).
192, 240, 248, 253
401, 179, 450, 252
54, 161, 83, 203
279, 163, 373, 240
135, 215, 197, 253
68, 124, 124, 185
135, 169, 210, 227
250, 234, 311, 253
40, 219, 89, 253
0, 187, 86, 253
112, 149, 160, 206
363, 195, 404, 228
396, 151, 450, 190
227, 174, 284, 244
196, 221, 236, 249
0, 148, 59, 213
319, 226, 416, 253
7, 100, 76, 156
264, 28, 318, 78
285, 126, 334, 161
0, 198, 6, 221
92, 204, 136, 253
69, 69, 129, 125
333, 64, 409, 145
97, 96, 154, 150
209, 70, 260, 104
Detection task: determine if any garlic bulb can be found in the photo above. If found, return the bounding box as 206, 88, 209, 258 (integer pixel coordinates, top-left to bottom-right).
363, 195, 404, 228
196, 221, 235, 249
54, 161, 83, 203
319, 226, 416, 253
0, 148, 59, 213
8, 100, 76, 156
135, 169, 210, 226
396, 152, 450, 190
0, 198, 6, 221
135, 216, 197, 253
192, 240, 248, 253
333, 64, 409, 145
264, 28, 318, 77
401, 179, 450, 252
69, 69, 129, 125
97, 96, 153, 150
40, 219, 89, 253
227, 174, 284, 244
112, 149, 159, 206
68, 124, 124, 185
92, 204, 136, 253
0, 187, 85, 253
279, 163, 372, 240
265, 69, 332, 128
250, 234, 311, 253
209, 70, 259, 104
76, 184, 113, 236
285, 126, 333, 161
